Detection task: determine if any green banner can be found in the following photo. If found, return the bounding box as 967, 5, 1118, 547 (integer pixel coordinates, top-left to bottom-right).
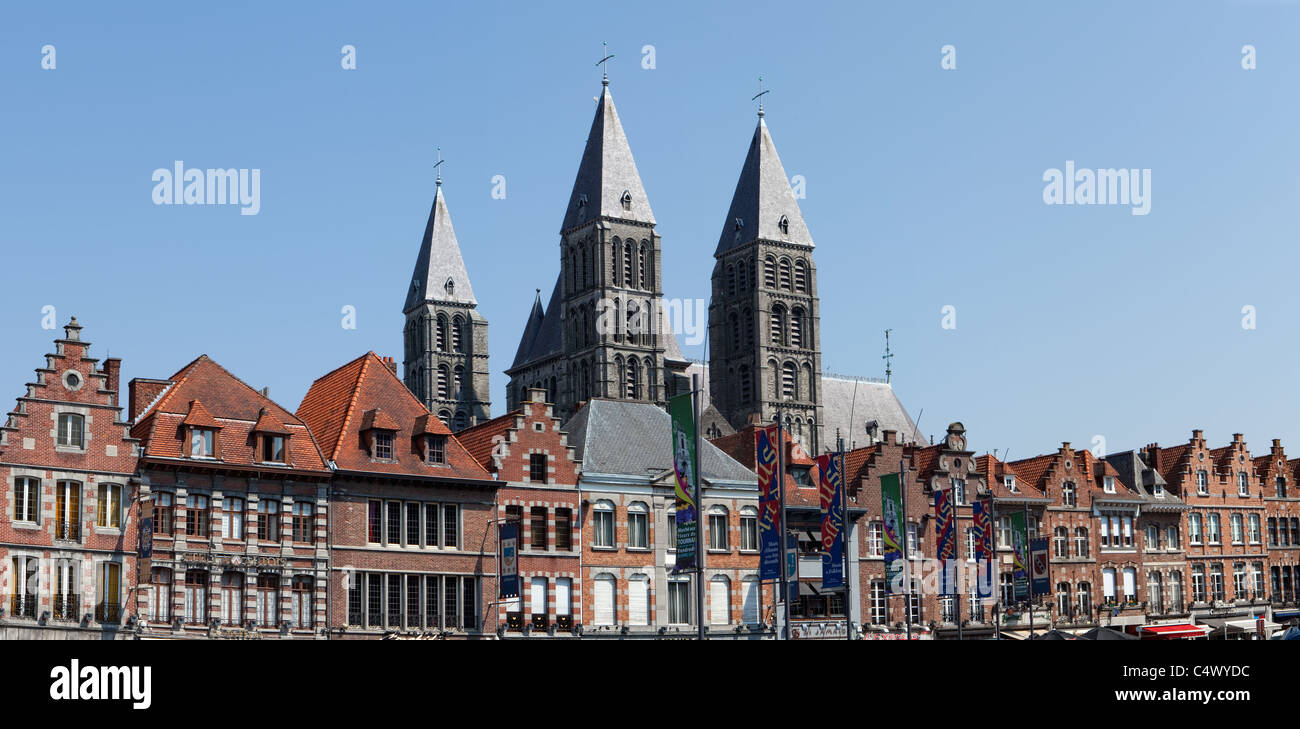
1010, 510, 1029, 601
669, 393, 698, 572
880, 473, 905, 593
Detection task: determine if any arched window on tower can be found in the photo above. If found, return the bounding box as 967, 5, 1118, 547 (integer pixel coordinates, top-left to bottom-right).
580, 360, 591, 401
726, 265, 736, 297
437, 409, 451, 426
453, 411, 468, 431
745, 308, 755, 347
437, 365, 450, 399
615, 356, 626, 399
778, 258, 792, 291
782, 362, 797, 401
624, 242, 634, 288
778, 215, 790, 235
771, 305, 786, 346
645, 357, 657, 401
730, 312, 740, 352
802, 362, 815, 404
611, 238, 621, 282
638, 243, 647, 290
763, 256, 776, 288
453, 366, 464, 398
626, 300, 642, 345
739, 365, 752, 404
452, 316, 465, 353
436, 315, 448, 352
612, 298, 622, 342
579, 243, 588, 290
621, 190, 633, 212
737, 259, 748, 291
790, 307, 804, 349
627, 357, 640, 400
794, 259, 808, 293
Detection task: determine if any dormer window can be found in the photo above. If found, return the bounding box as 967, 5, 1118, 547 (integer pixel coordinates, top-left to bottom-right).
191, 428, 215, 458
777, 215, 789, 235
262, 435, 286, 463
734, 217, 744, 231
577, 193, 588, 208
445, 278, 455, 296
426, 435, 447, 465
620, 190, 632, 211
1153, 481, 1164, 498
1103, 476, 1116, 494
1004, 475, 1017, 493
374, 431, 394, 461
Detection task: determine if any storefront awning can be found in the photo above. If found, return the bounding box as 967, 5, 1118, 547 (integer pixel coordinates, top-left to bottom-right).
1201, 617, 1279, 634
1273, 609, 1300, 621
1140, 623, 1208, 639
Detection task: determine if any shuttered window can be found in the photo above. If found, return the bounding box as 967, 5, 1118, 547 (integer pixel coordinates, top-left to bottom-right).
530, 577, 547, 617
742, 578, 760, 624
628, 575, 649, 626
555, 578, 571, 617
710, 577, 729, 625
594, 575, 615, 626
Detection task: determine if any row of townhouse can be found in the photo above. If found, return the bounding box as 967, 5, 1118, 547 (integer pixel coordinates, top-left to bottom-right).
0, 322, 770, 639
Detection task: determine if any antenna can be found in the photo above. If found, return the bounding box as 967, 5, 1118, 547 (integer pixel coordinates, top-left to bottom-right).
433, 146, 445, 187
882, 329, 894, 384
597, 41, 615, 86
752, 75, 770, 117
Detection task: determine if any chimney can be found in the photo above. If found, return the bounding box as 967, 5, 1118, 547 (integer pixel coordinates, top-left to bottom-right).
102, 358, 121, 395
1232, 433, 1244, 444
260, 387, 271, 399
1192, 429, 1204, 442
882, 429, 897, 446
382, 356, 398, 375
128, 378, 171, 422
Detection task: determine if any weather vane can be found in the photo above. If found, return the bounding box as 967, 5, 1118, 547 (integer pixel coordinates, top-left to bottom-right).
597, 41, 615, 85
433, 146, 444, 187
882, 329, 894, 384
752, 75, 770, 117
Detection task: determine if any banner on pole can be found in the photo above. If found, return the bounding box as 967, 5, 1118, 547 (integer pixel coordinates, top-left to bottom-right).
1030, 537, 1050, 597
934, 488, 956, 595
971, 498, 994, 599
1010, 510, 1029, 601
669, 393, 698, 572
815, 453, 845, 590
755, 425, 782, 581
499, 522, 519, 598
880, 473, 905, 593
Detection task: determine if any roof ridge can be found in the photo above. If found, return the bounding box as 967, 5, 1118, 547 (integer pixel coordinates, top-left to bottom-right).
329, 354, 370, 462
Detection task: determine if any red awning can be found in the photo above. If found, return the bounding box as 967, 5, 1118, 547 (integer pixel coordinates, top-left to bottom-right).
1140, 623, 1208, 638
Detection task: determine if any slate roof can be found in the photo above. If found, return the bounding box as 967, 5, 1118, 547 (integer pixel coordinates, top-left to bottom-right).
818, 375, 923, 449
1105, 450, 1186, 508
296, 351, 492, 481
560, 84, 655, 232
403, 183, 477, 312
511, 289, 546, 368
512, 273, 565, 369
563, 398, 754, 484
715, 116, 813, 256
131, 355, 328, 473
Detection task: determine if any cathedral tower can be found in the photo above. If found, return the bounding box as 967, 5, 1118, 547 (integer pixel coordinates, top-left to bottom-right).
507, 78, 688, 422
402, 174, 491, 431
708, 108, 825, 453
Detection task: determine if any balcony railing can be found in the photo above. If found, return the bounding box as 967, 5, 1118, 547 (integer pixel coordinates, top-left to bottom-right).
53, 521, 80, 541
52, 594, 80, 621
8, 593, 37, 619
94, 602, 121, 623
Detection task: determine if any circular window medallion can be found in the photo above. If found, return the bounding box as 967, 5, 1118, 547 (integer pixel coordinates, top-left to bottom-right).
62, 371, 82, 392
1065, 460, 1072, 470
1198, 452, 1205, 461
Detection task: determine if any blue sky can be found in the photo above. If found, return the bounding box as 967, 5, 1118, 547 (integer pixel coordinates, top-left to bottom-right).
3, 1, 1299, 461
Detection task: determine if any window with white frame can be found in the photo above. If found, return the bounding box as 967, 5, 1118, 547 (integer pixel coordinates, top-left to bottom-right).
555, 577, 572, 619
190, 427, 215, 458
57, 413, 84, 448
867, 521, 883, 557
951, 478, 965, 506
223, 497, 244, 540
1145, 523, 1158, 550
1248, 514, 1261, 544
96, 483, 122, 529
906, 522, 919, 558
628, 574, 650, 626
149, 567, 172, 622
1189, 513, 1203, 544
1230, 513, 1243, 544
529, 577, 547, 619
1210, 563, 1225, 601
668, 579, 691, 625
593, 501, 614, 548
1191, 564, 1206, 602
708, 505, 729, 551
1233, 562, 1246, 599
1077, 582, 1092, 616
628, 502, 649, 549
1004, 475, 1017, 493
1121, 567, 1136, 602
1102, 568, 1117, 602
1196, 470, 1208, 495
1103, 476, 1115, 494
1238, 472, 1248, 496
1166, 524, 1180, 549
1053, 527, 1068, 558
1061, 481, 1076, 507
965, 527, 976, 562
1122, 516, 1133, 547
593, 574, 616, 626
1207, 513, 1221, 544
997, 516, 1012, 548
869, 580, 887, 624
13, 477, 39, 523
667, 510, 677, 551
742, 577, 760, 624
739, 507, 758, 551
1074, 527, 1089, 558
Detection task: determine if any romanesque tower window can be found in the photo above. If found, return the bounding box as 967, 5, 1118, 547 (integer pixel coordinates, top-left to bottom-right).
794, 260, 807, 292
763, 256, 776, 288
778, 257, 792, 290
790, 307, 804, 349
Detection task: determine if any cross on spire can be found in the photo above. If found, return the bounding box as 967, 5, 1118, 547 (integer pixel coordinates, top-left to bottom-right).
433, 146, 444, 187
882, 329, 894, 384
752, 75, 770, 118
597, 41, 615, 87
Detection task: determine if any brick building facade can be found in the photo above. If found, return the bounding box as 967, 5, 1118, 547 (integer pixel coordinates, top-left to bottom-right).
458, 388, 581, 636
128, 355, 332, 639
297, 352, 498, 639
0, 319, 140, 638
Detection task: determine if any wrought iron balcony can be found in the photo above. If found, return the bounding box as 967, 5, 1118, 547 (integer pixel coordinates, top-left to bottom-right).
8, 593, 38, 619
94, 602, 121, 623
53, 521, 80, 541
51, 594, 80, 621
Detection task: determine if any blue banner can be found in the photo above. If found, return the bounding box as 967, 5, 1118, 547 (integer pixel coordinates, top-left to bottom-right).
971, 499, 994, 599
1030, 537, 1050, 598
755, 426, 782, 581
499, 522, 519, 599
816, 453, 845, 590
934, 488, 956, 595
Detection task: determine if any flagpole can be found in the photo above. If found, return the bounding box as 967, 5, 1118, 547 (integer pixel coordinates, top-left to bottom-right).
900, 456, 911, 641
692, 374, 705, 640
776, 412, 789, 641
838, 436, 851, 641
991, 490, 1000, 641
1025, 507, 1034, 639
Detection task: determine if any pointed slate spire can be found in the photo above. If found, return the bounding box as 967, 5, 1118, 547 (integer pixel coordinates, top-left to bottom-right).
511, 288, 546, 368
404, 183, 477, 313
561, 85, 655, 232
715, 116, 813, 256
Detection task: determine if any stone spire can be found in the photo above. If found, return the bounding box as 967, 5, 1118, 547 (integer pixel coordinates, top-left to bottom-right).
715, 117, 813, 256
404, 183, 477, 313
560, 84, 655, 233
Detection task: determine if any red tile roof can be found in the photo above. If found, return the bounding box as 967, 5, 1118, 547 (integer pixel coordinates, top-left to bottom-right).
252, 408, 290, 435
457, 410, 522, 470
296, 352, 491, 481
181, 399, 220, 429
131, 355, 328, 473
